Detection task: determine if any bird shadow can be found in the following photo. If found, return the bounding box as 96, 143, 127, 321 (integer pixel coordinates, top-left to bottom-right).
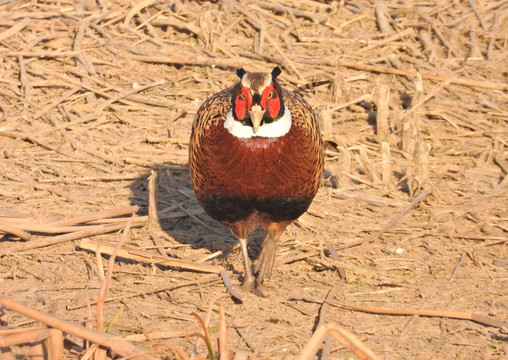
128, 163, 266, 260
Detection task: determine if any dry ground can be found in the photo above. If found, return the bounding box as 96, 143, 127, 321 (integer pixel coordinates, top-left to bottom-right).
0, 0, 507, 359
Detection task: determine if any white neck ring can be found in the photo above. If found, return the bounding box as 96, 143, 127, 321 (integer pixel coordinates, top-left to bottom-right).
224, 107, 292, 138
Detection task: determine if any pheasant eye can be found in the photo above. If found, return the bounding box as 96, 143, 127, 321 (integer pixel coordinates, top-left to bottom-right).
238, 93, 245, 101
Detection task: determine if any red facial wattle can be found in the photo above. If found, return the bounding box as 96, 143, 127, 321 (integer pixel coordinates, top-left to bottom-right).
234, 86, 252, 120
260, 84, 280, 119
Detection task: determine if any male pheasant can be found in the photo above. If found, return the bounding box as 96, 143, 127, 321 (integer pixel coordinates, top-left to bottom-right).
189, 67, 323, 294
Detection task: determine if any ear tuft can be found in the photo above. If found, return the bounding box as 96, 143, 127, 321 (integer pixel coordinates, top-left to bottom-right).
236, 68, 246, 79
271, 66, 282, 80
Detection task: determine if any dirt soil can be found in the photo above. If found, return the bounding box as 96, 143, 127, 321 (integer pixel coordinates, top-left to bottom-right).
0, 0, 507, 359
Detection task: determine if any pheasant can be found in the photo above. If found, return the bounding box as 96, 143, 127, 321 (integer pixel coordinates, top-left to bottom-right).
189, 67, 323, 295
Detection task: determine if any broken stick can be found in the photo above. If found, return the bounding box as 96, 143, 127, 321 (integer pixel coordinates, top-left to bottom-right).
79, 238, 221, 274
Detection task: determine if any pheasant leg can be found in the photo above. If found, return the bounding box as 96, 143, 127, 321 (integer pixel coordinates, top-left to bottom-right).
255, 231, 277, 286
238, 238, 255, 291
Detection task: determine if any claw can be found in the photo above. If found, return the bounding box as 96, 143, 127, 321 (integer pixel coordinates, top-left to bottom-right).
241, 273, 255, 292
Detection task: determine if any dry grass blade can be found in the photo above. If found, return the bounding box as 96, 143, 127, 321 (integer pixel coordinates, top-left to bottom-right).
381, 141, 391, 186
215, 302, 228, 356
95, 80, 165, 115
2, 50, 81, 57
67, 274, 219, 311
256, 1, 328, 23
191, 312, 215, 360
325, 245, 346, 280
48, 206, 140, 227
315, 285, 341, 360
0, 328, 63, 359
321, 59, 508, 91
332, 189, 408, 207
124, 0, 158, 26
374, 3, 393, 34
0, 221, 135, 235
0, 220, 32, 241
0, 208, 145, 236
297, 323, 381, 360
147, 169, 169, 255
32, 87, 81, 120
127, 54, 243, 68
79, 238, 222, 274
338, 187, 432, 249
98, 219, 133, 326
0, 18, 29, 41
150, 17, 203, 39
0, 221, 145, 256
94, 219, 132, 359
0, 297, 155, 360
374, 84, 390, 140
157, 343, 192, 360
344, 305, 508, 329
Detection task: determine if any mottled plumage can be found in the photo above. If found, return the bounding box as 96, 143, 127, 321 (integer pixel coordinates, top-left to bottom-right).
189, 68, 323, 295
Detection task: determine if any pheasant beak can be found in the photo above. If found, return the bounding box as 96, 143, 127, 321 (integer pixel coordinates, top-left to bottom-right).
249, 104, 264, 133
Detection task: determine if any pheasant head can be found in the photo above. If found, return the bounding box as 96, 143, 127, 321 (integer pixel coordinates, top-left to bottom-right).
225, 67, 291, 138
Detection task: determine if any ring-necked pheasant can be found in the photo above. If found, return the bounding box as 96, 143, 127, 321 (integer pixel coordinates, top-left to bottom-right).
189, 67, 323, 295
